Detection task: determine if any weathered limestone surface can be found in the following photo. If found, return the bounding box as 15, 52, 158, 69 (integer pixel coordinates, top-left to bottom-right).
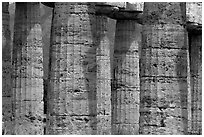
12, 2, 44, 134
96, 15, 112, 134
3, 2, 202, 135
2, 2, 12, 134
46, 3, 98, 134
102, 2, 143, 10
102, 2, 126, 8
112, 20, 140, 134
139, 3, 188, 135
186, 2, 202, 24
107, 18, 116, 80
126, 2, 144, 11
188, 34, 202, 134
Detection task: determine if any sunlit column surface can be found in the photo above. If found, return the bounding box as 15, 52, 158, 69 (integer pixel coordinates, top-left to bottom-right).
96, 15, 112, 134
12, 2, 44, 134
46, 2, 98, 134
139, 2, 188, 135
112, 20, 140, 134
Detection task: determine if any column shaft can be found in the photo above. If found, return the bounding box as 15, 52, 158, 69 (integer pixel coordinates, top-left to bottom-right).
139, 2, 188, 134
112, 20, 140, 134
2, 2, 12, 134
96, 15, 111, 134
189, 34, 202, 134
46, 3, 97, 135
12, 2, 44, 134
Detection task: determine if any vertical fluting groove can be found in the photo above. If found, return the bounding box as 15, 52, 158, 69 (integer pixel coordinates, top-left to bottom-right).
25, 1, 29, 115
71, 7, 75, 133
139, 2, 188, 135
2, 2, 12, 134
112, 20, 140, 135
96, 15, 111, 135
189, 34, 202, 134
12, 2, 44, 134
47, 2, 97, 134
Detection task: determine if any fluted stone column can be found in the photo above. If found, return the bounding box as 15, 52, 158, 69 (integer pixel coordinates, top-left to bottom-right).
186, 2, 202, 135
139, 3, 188, 134
112, 20, 140, 134
12, 2, 44, 134
189, 34, 202, 134
2, 2, 12, 134
96, 15, 111, 134
46, 3, 97, 134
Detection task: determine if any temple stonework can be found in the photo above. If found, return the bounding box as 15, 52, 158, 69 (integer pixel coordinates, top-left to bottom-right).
2, 2, 202, 135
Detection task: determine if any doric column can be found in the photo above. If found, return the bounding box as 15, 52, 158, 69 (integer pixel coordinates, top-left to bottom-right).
96, 15, 111, 134
2, 2, 12, 134
112, 20, 140, 134
186, 2, 202, 134
12, 2, 44, 134
46, 3, 97, 134
189, 33, 202, 134
139, 3, 188, 134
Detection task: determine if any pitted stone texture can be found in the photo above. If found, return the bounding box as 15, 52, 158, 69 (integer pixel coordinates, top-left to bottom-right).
96, 116, 111, 134
112, 20, 140, 135
47, 116, 97, 135
140, 48, 188, 77
2, 2, 13, 135
112, 124, 139, 135
2, 97, 13, 134
96, 15, 111, 134
140, 107, 188, 135
47, 3, 97, 135
142, 25, 188, 49
140, 126, 185, 135
140, 77, 188, 109
143, 2, 186, 25
188, 34, 202, 134
186, 2, 202, 24
12, 2, 44, 134
140, 2, 188, 135
126, 2, 144, 11
140, 25, 188, 135
12, 114, 45, 135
